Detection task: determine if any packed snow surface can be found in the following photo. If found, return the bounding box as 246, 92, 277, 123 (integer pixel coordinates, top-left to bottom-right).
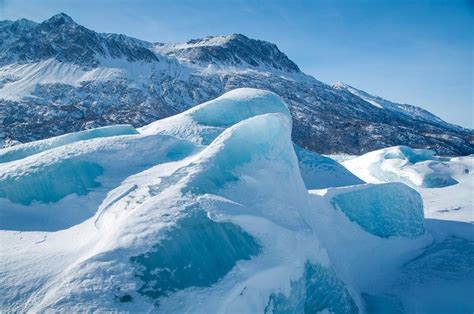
0, 88, 472, 313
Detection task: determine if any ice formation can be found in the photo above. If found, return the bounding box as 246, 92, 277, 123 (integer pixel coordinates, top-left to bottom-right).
343, 146, 474, 223
138, 88, 291, 145
0, 124, 138, 163
294, 145, 364, 189
328, 183, 425, 238
342, 145, 458, 188
0, 88, 472, 313
0, 133, 196, 230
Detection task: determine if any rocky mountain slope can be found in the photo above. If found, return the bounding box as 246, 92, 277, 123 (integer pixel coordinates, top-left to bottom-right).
0, 13, 472, 155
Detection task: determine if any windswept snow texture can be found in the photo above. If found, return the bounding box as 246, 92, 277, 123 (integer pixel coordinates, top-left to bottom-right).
0, 88, 472, 313
365, 236, 474, 314
328, 183, 425, 238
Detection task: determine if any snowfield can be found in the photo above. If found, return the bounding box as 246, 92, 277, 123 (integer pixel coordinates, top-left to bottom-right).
0, 89, 472, 313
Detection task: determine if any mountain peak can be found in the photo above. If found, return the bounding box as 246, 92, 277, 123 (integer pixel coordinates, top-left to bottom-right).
44, 13, 76, 26
13, 18, 37, 27
332, 81, 349, 89
0, 18, 37, 33
185, 34, 248, 46
159, 34, 300, 73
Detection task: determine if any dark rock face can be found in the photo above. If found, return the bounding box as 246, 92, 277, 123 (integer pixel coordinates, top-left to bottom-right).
0, 13, 472, 156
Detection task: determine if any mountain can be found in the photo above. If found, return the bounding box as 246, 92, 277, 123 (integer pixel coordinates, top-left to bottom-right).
332, 82, 455, 129
0, 13, 157, 66
0, 13, 472, 155
155, 34, 300, 72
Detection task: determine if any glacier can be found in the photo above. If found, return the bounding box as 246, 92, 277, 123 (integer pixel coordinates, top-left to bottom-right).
0, 88, 472, 313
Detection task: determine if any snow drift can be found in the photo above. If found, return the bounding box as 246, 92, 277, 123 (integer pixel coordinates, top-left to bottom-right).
342, 146, 458, 188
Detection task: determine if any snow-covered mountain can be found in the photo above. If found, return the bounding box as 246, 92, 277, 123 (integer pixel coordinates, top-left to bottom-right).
0, 13, 472, 156
332, 82, 455, 129
2, 88, 472, 312
155, 34, 300, 72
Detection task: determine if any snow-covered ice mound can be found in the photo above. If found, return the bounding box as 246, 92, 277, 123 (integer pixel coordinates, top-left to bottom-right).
139, 88, 291, 145
0, 88, 472, 312
294, 144, 364, 189
327, 183, 425, 238
139, 88, 362, 190
343, 145, 458, 188
0, 124, 138, 163
416, 155, 474, 223
343, 146, 474, 223
0, 132, 196, 230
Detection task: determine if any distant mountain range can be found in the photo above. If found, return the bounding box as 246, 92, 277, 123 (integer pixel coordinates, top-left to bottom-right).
0, 13, 472, 155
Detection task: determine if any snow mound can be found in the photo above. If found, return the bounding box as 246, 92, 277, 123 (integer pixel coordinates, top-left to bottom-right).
0, 124, 138, 163
294, 145, 364, 189
139, 88, 290, 144
343, 145, 458, 188
328, 183, 425, 238
419, 156, 474, 222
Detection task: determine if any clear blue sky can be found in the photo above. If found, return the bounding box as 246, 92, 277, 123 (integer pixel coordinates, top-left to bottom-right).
1, 0, 472, 128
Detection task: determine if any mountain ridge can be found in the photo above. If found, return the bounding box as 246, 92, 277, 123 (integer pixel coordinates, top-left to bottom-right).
0, 13, 472, 156
332, 82, 468, 131
155, 33, 301, 73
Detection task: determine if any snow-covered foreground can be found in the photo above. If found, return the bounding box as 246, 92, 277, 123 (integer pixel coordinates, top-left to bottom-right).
0, 89, 472, 313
